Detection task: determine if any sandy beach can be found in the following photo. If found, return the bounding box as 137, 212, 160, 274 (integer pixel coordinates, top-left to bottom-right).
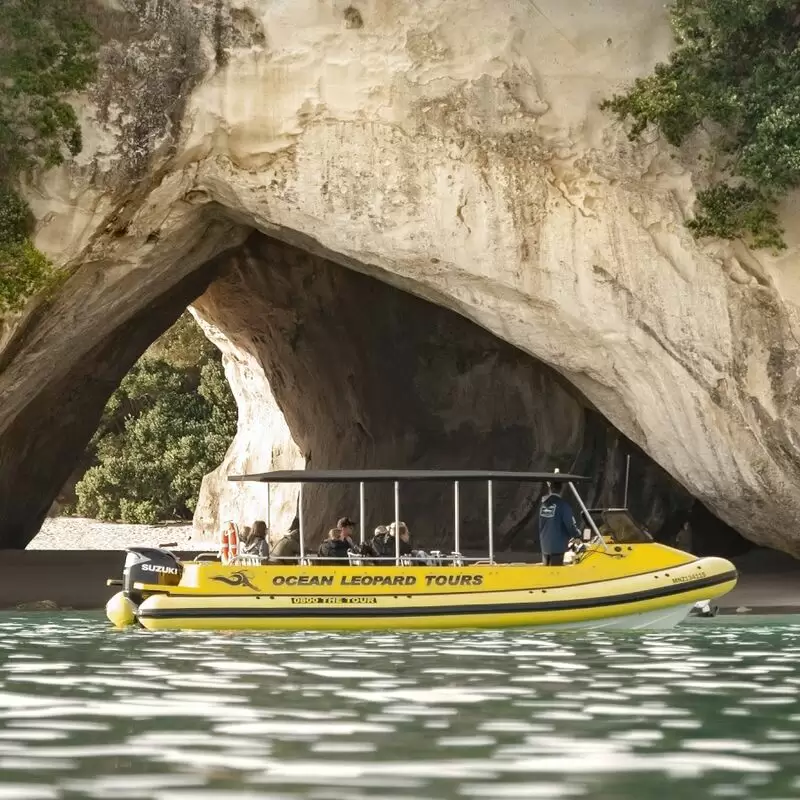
6, 518, 208, 610
29, 517, 197, 550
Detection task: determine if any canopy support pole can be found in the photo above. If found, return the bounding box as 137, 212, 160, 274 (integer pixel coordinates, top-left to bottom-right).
487, 480, 494, 564
359, 482, 365, 544
266, 483, 271, 534
298, 483, 305, 561
394, 481, 400, 566
568, 481, 608, 551
454, 480, 460, 554
623, 454, 630, 509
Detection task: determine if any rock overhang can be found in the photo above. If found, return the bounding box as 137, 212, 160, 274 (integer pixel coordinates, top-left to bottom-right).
0, 0, 798, 553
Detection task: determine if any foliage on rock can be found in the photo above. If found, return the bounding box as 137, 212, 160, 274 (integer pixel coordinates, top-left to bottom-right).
602, 0, 800, 249
73, 313, 237, 524
89, 0, 208, 181
0, 0, 97, 311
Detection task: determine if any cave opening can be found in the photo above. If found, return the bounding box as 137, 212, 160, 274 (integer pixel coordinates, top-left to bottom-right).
20, 229, 752, 560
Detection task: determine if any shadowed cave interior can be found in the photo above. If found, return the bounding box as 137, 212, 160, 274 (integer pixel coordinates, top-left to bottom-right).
3, 230, 749, 556
185, 233, 750, 557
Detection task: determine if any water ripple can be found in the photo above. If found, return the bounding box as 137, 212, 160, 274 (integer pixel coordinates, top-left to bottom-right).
0, 613, 796, 799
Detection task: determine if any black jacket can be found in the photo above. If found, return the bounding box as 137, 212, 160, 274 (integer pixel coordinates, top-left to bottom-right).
538, 493, 579, 555
317, 538, 351, 560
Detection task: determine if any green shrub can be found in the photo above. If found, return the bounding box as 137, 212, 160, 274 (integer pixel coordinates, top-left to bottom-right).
0, 0, 97, 311
687, 184, 784, 249
0, 240, 54, 311
73, 313, 238, 523
601, 0, 800, 248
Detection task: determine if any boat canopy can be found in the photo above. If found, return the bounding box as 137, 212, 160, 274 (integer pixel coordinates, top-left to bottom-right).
228, 469, 590, 484
225, 468, 600, 564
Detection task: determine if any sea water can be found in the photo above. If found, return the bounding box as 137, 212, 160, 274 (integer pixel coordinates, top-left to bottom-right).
0, 613, 798, 799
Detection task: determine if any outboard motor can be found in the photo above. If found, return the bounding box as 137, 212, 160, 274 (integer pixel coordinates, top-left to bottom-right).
123, 547, 183, 605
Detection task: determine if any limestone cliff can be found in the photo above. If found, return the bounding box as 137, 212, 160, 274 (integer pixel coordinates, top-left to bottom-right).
1, 0, 799, 553
191, 305, 303, 538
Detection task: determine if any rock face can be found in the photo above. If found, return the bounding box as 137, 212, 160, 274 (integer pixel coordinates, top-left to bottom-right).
0, 254, 231, 548
0, 0, 799, 553
191, 306, 304, 540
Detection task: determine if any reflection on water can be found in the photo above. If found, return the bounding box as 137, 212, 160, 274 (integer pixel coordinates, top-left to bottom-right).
0, 614, 798, 799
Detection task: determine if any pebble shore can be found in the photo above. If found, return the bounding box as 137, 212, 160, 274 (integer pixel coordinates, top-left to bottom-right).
29, 517, 200, 550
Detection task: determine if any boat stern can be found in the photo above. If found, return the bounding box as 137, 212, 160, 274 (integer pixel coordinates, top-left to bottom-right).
105, 546, 185, 628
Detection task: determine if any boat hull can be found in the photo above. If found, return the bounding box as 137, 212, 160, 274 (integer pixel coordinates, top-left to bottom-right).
135, 596, 712, 632
128, 551, 738, 632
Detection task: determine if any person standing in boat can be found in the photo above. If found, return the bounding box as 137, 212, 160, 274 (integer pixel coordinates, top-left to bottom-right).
538, 482, 581, 566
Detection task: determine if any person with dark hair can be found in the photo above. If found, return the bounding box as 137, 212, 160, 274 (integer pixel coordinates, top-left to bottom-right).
244, 520, 270, 559
538, 482, 581, 566
337, 517, 357, 549
270, 528, 301, 563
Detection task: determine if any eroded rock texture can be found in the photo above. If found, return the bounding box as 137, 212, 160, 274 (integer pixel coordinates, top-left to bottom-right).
0, 0, 798, 553
191, 305, 304, 539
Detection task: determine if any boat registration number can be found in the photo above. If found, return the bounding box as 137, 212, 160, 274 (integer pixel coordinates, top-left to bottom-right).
672, 572, 706, 584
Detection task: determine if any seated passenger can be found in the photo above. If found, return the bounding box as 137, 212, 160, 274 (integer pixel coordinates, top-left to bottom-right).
317, 527, 351, 562
368, 525, 390, 557
270, 528, 301, 563
385, 521, 414, 557
397, 522, 415, 557
351, 532, 379, 564
337, 516, 358, 550
243, 520, 270, 560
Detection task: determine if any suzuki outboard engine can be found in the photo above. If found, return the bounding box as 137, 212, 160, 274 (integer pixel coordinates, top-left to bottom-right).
123, 547, 183, 605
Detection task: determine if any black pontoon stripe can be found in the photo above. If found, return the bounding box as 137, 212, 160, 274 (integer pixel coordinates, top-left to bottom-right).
137, 570, 737, 620
227, 469, 589, 483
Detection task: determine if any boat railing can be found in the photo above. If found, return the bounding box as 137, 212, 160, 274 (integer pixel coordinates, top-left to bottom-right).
229, 554, 268, 566
205, 547, 601, 567
196, 553, 486, 566
347, 550, 470, 567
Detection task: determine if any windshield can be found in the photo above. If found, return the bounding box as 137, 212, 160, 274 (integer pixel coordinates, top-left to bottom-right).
587, 510, 654, 544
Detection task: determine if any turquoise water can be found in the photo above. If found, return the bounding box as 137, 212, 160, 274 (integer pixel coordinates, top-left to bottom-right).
0, 613, 798, 799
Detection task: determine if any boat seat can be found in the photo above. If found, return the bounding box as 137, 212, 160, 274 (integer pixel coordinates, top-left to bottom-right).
230, 554, 269, 566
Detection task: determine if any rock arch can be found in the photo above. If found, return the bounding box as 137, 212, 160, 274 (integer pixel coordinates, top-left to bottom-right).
1, 0, 798, 554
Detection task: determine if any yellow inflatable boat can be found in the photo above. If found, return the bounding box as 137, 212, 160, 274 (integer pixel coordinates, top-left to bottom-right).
105, 470, 738, 632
